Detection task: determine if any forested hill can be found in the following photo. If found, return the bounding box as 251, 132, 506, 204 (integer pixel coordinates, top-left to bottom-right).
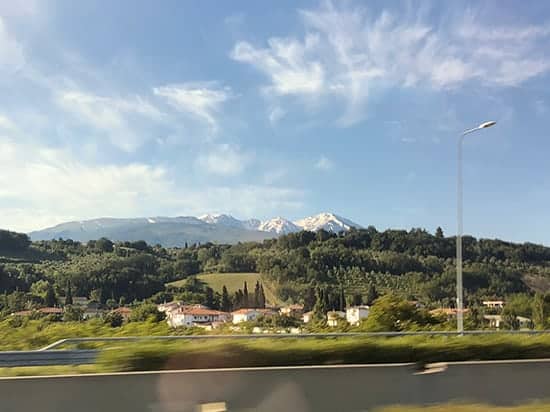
1, 226, 550, 315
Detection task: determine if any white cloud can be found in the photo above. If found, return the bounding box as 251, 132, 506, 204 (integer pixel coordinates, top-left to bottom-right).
56, 90, 163, 152
196, 144, 252, 176
401, 137, 417, 144
0, 136, 302, 232
268, 106, 286, 125
231, 2, 550, 125
0, 113, 16, 131
231, 35, 324, 96
0, 17, 25, 72
534, 99, 548, 116
315, 155, 334, 171
153, 83, 232, 133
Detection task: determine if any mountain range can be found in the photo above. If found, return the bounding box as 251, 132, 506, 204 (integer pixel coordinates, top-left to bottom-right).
29, 213, 362, 247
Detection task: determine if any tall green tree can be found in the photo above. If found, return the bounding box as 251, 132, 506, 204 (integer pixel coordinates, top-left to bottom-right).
221, 285, 231, 312
303, 286, 316, 312
312, 287, 327, 321
532, 293, 549, 329
243, 282, 249, 308
253, 281, 261, 307
365, 284, 379, 306
65, 280, 73, 306
259, 284, 266, 309
435, 227, 444, 238
44, 283, 57, 307
205, 287, 215, 308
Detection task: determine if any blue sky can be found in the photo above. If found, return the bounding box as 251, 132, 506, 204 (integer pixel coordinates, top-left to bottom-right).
1, 1, 550, 244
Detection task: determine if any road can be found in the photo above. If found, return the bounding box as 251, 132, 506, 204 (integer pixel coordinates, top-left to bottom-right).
2, 360, 550, 412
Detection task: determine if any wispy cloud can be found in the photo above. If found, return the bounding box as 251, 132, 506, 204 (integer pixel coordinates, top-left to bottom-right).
401, 137, 417, 144
153, 83, 232, 133
196, 144, 253, 176
56, 90, 164, 152
0, 17, 25, 73
268, 106, 286, 125
231, 2, 550, 125
534, 99, 548, 116
0, 135, 302, 232
315, 155, 334, 171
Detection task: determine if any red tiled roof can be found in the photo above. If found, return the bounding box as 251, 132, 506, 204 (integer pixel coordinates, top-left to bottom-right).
179, 308, 229, 316
112, 307, 132, 314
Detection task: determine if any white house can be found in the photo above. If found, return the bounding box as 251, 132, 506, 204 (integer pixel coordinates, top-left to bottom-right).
280, 304, 304, 318
166, 306, 230, 328
302, 311, 314, 324
484, 314, 532, 329
157, 301, 184, 313
231, 308, 275, 324
327, 311, 346, 327
483, 300, 505, 309
346, 305, 370, 326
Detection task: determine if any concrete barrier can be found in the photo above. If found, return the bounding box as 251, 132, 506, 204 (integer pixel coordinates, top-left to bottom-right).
0, 350, 97, 367
1, 360, 550, 412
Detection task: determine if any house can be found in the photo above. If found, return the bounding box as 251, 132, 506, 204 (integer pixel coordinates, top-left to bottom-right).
302, 311, 314, 324
280, 304, 304, 318
157, 301, 184, 313
346, 305, 370, 326
231, 308, 276, 324
167, 306, 231, 328
429, 308, 469, 319
72, 296, 90, 306
82, 306, 104, 319
482, 300, 505, 309
12, 307, 63, 318
111, 306, 132, 320
484, 314, 532, 330
326, 311, 345, 327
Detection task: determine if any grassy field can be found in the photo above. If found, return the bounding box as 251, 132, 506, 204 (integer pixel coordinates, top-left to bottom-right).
168, 272, 282, 305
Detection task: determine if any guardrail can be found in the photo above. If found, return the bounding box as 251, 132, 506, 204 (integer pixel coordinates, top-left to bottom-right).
0, 350, 98, 367
39, 329, 550, 350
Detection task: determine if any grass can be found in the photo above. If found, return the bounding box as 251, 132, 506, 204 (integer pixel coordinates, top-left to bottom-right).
168, 272, 282, 305
376, 403, 550, 412
97, 334, 550, 372
0, 365, 100, 377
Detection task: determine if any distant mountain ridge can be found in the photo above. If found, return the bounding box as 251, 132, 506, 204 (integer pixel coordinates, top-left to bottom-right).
29, 212, 362, 246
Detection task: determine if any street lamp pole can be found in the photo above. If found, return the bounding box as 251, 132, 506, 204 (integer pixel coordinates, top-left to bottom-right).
457, 121, 496, 334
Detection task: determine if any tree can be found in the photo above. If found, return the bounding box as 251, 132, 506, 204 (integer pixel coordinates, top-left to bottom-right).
204, 287, 215, 308
90, 289, 102, 304
65, 280, 73, 306
501, 308, 520, 330
350, 293, 363, 306
312, 287, 327, 321
303, 286, 316, 312
532, 293, 549, 330
435, 227, 444, 238
63, 305, 83, 322
253, 281, 261, 308
221, 285, 231, 312
44, 283, 57, 307
365, 284, 379, 306
361, 294, 438, 332
243, 282, 249, 308
258, 284, 266, 309
103, 311, 123, 327
129, 303, 165, 322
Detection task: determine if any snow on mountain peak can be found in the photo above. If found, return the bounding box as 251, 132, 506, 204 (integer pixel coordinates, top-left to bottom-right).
294, 212, 361, 233
198, 214, 243, 228
258, 217, 300, 235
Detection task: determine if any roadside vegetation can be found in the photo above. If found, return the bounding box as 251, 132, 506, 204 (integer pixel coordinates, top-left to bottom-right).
96, 334, 550, 372
376, 404, 550, 412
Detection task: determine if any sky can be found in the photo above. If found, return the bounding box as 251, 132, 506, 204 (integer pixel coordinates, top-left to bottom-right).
1, 0, 550, 245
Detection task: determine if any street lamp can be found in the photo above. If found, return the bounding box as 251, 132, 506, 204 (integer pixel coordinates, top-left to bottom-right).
456, 120, 496, 334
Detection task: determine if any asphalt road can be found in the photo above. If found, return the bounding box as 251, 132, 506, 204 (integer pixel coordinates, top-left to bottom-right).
2, 360, 550, 412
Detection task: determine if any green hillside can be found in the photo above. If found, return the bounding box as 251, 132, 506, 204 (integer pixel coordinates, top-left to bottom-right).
168, 273, 281, 305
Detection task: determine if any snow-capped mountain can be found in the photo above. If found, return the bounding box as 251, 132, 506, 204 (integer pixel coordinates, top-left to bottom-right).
29, 212, 362, 246
198, 214, 244, 228
258, 217, 301, 235
294, 212, 361, 232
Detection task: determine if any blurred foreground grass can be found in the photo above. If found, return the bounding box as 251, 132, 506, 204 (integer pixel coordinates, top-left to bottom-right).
0, 365, 100, 377
377, 403, 550, 411
97, 334, 550, 372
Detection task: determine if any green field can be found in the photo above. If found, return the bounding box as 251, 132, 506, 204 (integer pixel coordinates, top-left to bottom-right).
168, 272, 281, 305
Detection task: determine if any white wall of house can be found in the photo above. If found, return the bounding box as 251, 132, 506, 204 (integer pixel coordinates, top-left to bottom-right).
346, 306, 370, 326
232, 310, 262, 324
